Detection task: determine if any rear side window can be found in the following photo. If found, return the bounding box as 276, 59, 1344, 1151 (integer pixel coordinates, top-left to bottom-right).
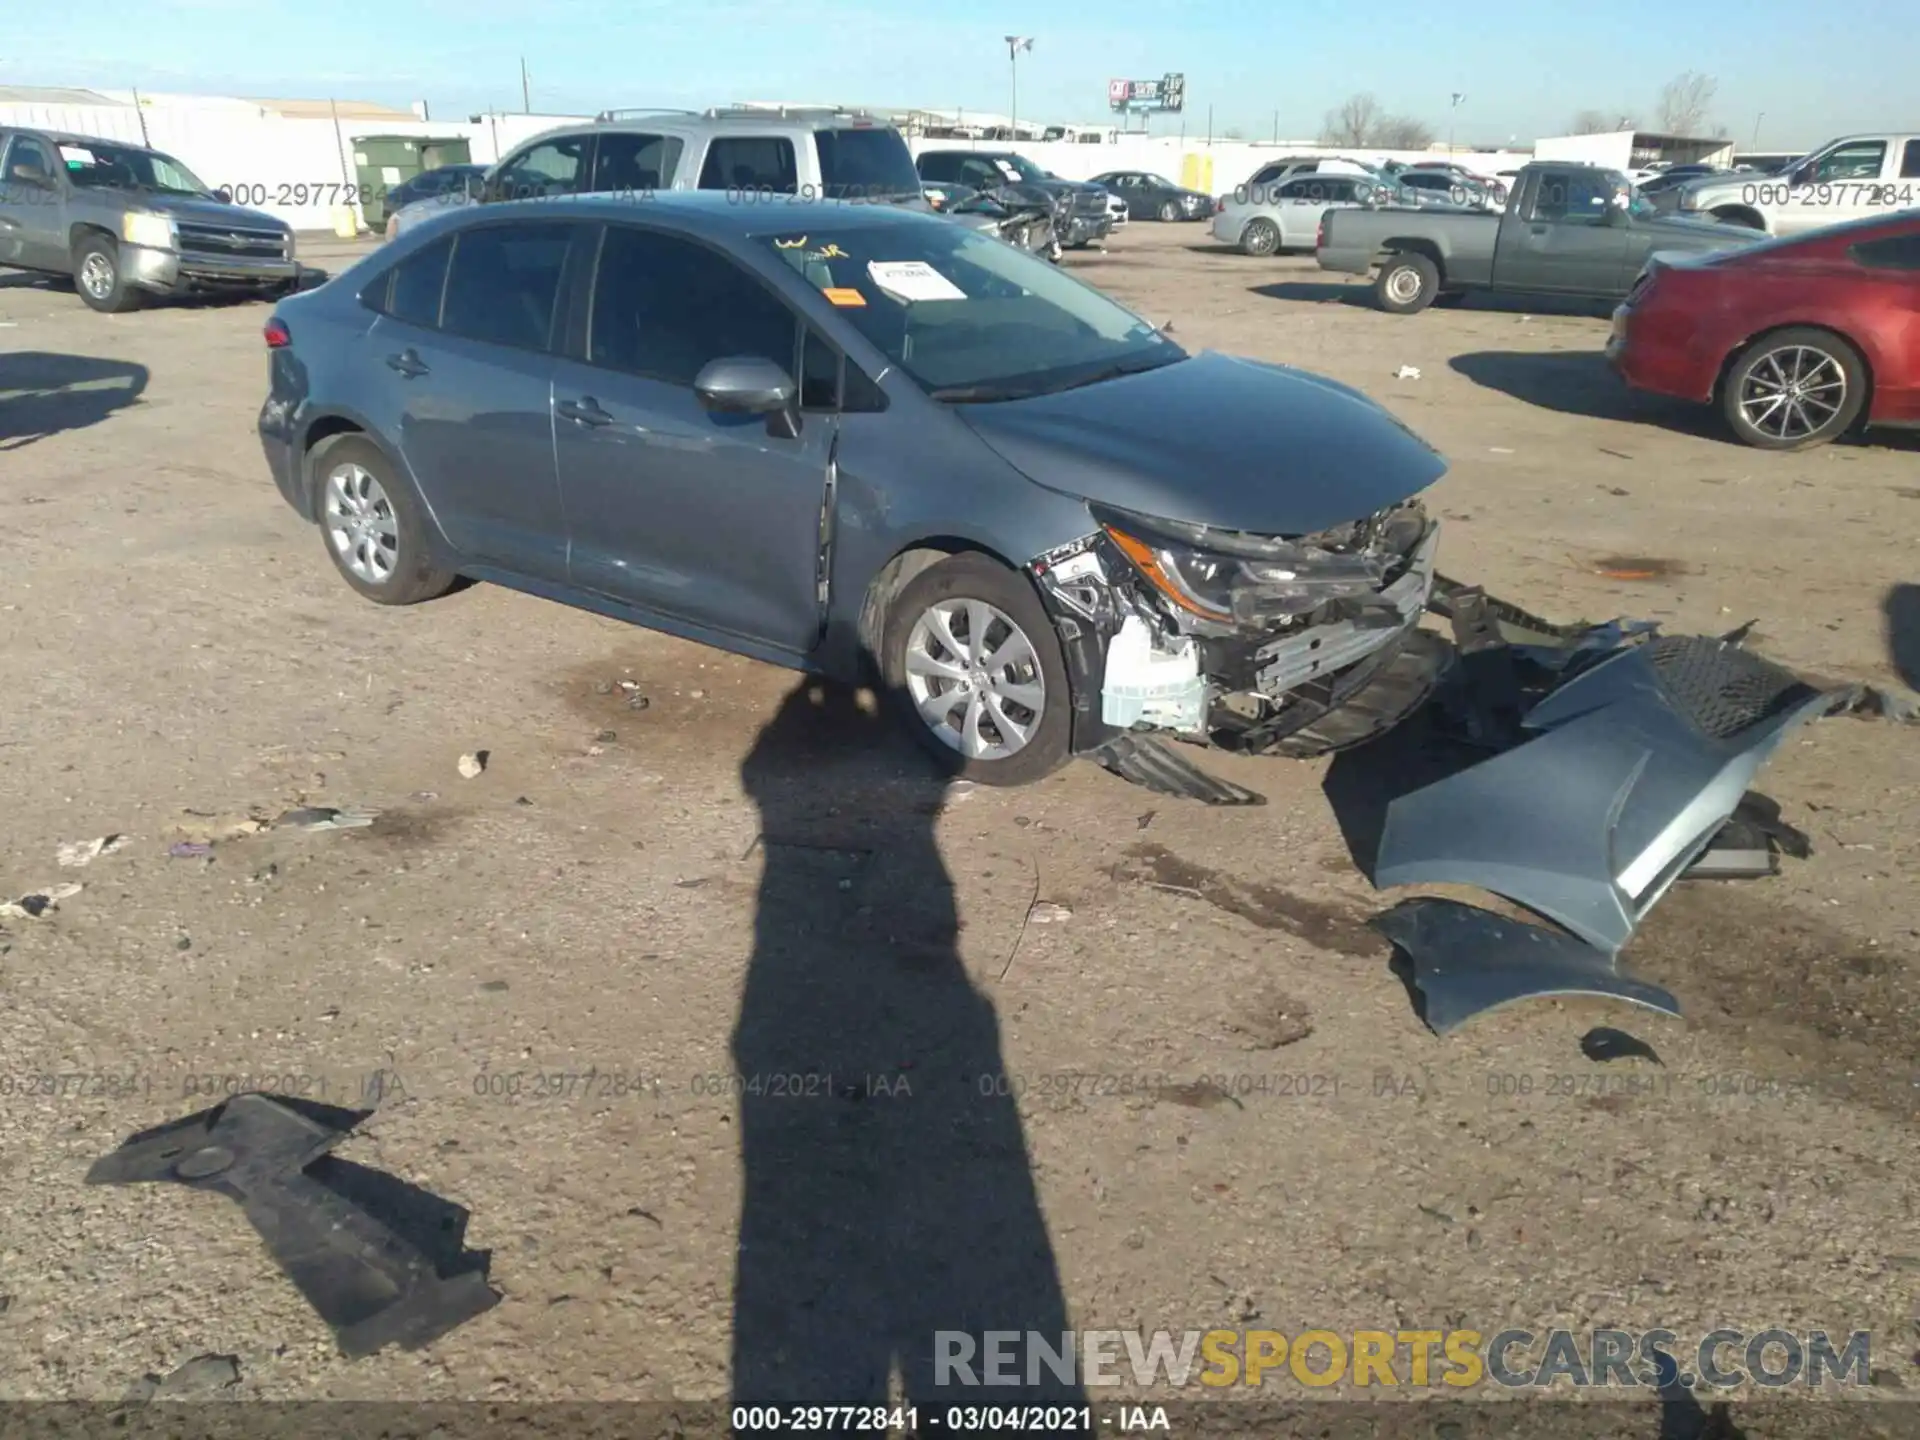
1902, 140, 1920, 180
1849, 232, 1920, 270
812, 126, 920, 199
591, 132, 682, 192
699, 137, 798, 193
441, 222, 576, 352
384, 234, 453, 326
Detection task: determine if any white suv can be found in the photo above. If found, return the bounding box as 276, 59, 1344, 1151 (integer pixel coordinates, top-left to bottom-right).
388, 106, 928, 239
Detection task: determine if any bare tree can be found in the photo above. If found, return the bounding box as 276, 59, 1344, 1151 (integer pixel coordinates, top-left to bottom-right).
1572, 109, 1641, 134
1373, 115, 1435, 149
1221, 125, 1245, 140
1321, 93, 1381, 147
1655, 72, 1717, 136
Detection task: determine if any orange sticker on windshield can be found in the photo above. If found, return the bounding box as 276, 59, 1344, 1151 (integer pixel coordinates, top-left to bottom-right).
822, 287, 866, 307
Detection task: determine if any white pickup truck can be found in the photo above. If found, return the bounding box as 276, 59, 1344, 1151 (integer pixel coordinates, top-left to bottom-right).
1656, 132, 1920, 235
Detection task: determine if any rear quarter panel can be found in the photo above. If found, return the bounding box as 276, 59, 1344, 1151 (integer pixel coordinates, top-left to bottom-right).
1319, 209, 1497, 285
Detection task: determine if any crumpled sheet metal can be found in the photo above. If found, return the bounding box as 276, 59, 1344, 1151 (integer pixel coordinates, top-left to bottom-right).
1372, 896, 1681, 1035
86, 1092, 500, 1358
1375, 636, 1859, 956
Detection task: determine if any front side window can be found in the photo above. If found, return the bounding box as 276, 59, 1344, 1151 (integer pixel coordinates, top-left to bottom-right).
1806, 141, 1886, 183
698, 137, 798, 193
440, 222, 575, 351
588, 226, 797, 386
1532, 171, 1616, 222
493, 138, 589, 201
758, 221, 1184, 400
4, 135, 57, 181
591, 133, 682, 192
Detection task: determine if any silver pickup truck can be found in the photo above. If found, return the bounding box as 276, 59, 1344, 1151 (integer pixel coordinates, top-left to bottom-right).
1317, 161, 1754, 313
0, 126, 298, 312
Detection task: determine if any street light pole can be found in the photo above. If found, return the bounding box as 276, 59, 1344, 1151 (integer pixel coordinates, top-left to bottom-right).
1004, 36, 1033, 139
1449, 92, 1465, 155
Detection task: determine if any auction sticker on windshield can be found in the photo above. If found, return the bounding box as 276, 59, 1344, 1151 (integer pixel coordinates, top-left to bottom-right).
867, 260, 966, 304
822, 287, 866, 307
59, 146, 97, 166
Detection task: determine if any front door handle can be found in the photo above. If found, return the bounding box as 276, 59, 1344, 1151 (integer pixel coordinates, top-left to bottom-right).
557, 396, 613, 427
385, 349, 429, 378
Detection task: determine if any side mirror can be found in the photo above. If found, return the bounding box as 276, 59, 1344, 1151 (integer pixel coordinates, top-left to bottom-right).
694, 356, 799, 437
8, 162, 52, 187
215, 186, 235, 204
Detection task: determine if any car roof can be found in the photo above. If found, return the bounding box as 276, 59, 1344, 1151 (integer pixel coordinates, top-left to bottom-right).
435, 191, 944, 241
12, 128, 159, 152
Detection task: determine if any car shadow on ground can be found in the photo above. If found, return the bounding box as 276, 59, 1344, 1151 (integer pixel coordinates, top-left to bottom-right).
1449, 350, 1709, 431
1320, 704, 1489, 883
0, 351, 150, 450
1251, 280, 1372, 306
729, 679, 1085, 1409
1885, 584, 1920, 691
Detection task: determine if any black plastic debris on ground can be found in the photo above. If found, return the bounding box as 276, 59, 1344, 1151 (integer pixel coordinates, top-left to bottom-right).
85, 1092, 499, 1357
1090, 734, 1267, 806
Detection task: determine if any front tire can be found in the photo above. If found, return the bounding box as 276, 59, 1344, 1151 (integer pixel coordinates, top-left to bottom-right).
310, 434, 457, 604
1239, 218, 1280, 256
1157, 200, 1180, 222
881, 553, 1072, 787
1720, 327, 1867, 451
1375, 253, 1440, 314
73, 235, 142, 313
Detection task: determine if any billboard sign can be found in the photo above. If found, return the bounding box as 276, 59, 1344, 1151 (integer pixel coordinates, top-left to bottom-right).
1108, 73, 1185, 113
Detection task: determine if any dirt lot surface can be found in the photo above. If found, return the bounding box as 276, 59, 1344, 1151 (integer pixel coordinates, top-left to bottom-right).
1, 222, 1917, 1434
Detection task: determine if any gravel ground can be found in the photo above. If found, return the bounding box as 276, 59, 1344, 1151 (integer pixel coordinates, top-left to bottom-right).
1, 222, 1915, 1434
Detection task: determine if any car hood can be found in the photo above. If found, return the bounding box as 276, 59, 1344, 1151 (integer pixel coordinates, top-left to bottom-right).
124, 191, 291, 232
958, 350, 1448, 536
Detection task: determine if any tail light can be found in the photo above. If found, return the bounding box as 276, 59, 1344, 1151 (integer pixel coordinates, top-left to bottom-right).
1215, 196, 1226, 214
264, 317, 290, 349
1316, 217, 1327, 249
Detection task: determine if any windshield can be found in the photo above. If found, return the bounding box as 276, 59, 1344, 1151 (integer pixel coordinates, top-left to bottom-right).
758, 221, 1185, 401
995, 154, 1049, 183
56, 139, 211, 197
814, 127, 922, 200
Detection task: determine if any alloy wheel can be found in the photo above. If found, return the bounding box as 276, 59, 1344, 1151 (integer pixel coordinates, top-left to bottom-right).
1384, 266, 1425, 305
79, 252, 116, 301
324, 463, 400, 584
1738, 346, 1846, 443
902, 599, 1046, 761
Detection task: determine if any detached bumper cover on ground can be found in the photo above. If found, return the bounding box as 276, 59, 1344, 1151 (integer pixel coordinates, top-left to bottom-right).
1369, 590, 1864, 1032
1376, 633, 1859, 956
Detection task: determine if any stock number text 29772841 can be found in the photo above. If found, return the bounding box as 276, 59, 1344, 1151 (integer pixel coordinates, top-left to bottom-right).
1740, 182, 1917, 208
222, 182, 391, 207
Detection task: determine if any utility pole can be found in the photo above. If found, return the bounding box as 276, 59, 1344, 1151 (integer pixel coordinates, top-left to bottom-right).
129, 86, 152, 146
1448, 92, 1464, 155
520, 58, 530, 114
1206, 104, 1213, 146
1272, 110, 1278, 143
1004, 37, 1032, 139
1751, 112, 1764, 147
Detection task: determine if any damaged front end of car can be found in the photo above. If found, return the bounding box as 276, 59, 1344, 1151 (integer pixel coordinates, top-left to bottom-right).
1028, 495, 1453, 800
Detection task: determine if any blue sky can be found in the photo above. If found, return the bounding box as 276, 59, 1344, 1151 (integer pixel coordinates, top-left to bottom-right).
4, 0, 1912, 150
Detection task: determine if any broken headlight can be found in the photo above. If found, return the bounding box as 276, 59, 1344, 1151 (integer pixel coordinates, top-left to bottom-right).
1094, 504, 1388, 625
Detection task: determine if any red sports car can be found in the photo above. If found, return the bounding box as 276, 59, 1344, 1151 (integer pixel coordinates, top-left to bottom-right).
1607, 210, 1920, 450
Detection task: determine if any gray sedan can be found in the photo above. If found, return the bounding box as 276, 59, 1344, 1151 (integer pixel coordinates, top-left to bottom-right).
260, 195, 1452, 786
1089, 170, 1212, 222
1211, 173, 1421, 255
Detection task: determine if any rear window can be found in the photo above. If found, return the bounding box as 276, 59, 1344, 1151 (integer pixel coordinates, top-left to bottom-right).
812, 126, 921, 200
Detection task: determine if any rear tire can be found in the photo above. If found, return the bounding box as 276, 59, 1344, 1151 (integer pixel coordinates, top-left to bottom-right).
73, 235, 142, 313
310, 434, 458, 604
880, 553, 1072, 787
1720, 327, 1867, 451
1375, 253, 1440, 314
1240, 218, 1280, 256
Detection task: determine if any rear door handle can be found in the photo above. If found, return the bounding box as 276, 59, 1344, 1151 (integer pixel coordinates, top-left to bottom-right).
385, 349, 429, 378
557, 396, 613, 427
